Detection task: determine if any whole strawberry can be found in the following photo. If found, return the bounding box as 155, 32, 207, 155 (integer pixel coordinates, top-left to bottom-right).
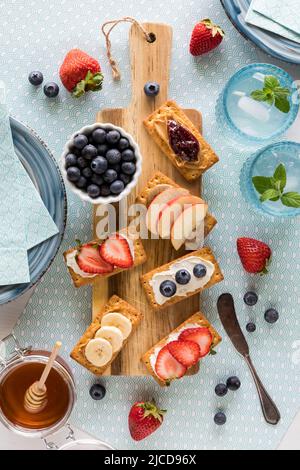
128, 401, 166, 441
59, 48, 104, 97
237, 237, 272, 274
190, 18, 225, 56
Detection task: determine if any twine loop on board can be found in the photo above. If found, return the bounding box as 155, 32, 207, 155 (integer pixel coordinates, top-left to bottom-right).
101, 17, 156, 81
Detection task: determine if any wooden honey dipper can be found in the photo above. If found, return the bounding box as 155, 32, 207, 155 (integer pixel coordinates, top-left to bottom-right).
24, 341, 62, 414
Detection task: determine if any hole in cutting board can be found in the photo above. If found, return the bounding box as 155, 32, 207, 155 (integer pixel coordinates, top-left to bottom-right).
147, 32, 156, 43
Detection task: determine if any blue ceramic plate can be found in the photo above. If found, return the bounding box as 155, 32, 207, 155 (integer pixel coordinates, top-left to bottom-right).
221, 0, 300, 64
0, 117, 67, 305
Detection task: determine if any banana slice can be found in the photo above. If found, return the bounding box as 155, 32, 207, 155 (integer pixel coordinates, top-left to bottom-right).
85, 338, 113, 367
101, 312, 132, 339
95, 326, 123, 353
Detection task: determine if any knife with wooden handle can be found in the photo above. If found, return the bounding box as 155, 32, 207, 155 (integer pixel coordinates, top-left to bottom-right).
217, 293, 281, 425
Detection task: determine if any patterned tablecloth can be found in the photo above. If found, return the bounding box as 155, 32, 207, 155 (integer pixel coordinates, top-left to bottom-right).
1, 0, 299, 450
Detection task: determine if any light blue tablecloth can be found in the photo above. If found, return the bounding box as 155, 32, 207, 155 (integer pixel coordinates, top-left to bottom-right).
1, 0, 299, 450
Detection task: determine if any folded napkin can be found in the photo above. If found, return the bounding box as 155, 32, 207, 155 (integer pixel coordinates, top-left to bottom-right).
253, 0, 300, 35
246, 0, 300, 44
0, 82, 59, 286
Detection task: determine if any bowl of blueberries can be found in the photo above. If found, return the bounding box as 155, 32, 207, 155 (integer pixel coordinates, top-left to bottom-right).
61, 123, 142, 204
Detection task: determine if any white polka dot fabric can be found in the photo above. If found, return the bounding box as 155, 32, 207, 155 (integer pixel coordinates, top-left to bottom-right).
1, 0, 299, 450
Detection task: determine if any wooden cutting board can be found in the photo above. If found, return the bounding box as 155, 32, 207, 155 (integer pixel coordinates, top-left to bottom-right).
93, 23, 202, 376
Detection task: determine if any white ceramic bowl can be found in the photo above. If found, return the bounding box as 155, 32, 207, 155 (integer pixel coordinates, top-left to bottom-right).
61, 123, 142, 205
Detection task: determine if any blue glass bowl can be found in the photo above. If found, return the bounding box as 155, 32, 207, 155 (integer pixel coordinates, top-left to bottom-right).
0, 117, 67, 304
217, 63, 299, 144
240, 141, 300, 218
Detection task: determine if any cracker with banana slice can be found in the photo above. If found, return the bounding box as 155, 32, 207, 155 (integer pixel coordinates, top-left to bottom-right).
70, 295, 142, 375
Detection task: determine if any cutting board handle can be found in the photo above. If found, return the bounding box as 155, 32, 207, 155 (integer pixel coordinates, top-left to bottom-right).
129, 23, 173, 108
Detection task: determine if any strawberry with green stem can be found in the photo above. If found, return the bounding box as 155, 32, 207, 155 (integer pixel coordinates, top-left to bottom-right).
189, 19, 225, 56
128, 401, 166, 441
59, 49, 104, 97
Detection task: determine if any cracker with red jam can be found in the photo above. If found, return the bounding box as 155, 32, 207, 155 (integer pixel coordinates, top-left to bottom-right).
143, 100, 219, 181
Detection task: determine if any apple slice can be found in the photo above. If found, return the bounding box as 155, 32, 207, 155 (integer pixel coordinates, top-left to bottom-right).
146, 187, 189, 236
158, 195, 207, 239
171, 204, 207, 251
146, 184, 173, 206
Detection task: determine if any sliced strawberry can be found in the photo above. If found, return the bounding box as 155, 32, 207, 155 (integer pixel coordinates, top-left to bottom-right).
77, 243, 113, 274
167, 340, 200, 367
100, 234, 133, 269
155, 345, 187, 383
178, 327, 213, 358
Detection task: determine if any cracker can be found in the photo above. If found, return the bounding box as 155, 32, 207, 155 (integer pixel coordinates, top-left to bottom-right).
143, 101, 219, 181
64, 235, 147, 288
70, 295, 142, 375
136, 171, 217, 238
140, 247, 223, 310
142, 312, 222, 386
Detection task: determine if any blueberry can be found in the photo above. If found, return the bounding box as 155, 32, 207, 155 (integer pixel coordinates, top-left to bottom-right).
243, 291, 258, 306
92, 128, 107, 144
28, 71, 44, 86
103, 169, 118, 183
67, 166, 81, 182
97, 144, 109, 156
193, 264, 207, 278
110, 180, 125, 195
215, 384, 228, 397
91, 174, 104, 186
119, 173, 131, 185
264, 308, 279, 324
159, 280, 177, 298
106, 149, 121, 165
77, 156, 89, 169
214, 412, 226, 426
91, 156, 108, 174
121, 162, 136, 175
175, 269, 191, 285
100, 184, 111, 197
118, 138, 130, 151
73, 134, 88, 150
144, 81, 160, 97
89, 383, 106, 401
121, 149, 135, 162
43, 81, 59, 98
82, 167, 93, 179
246, 322, 256, 333
82, 144, 98, 160
226, 376, 241, 391
106, 130, 121, 145
75, 176, 87, 189
65, 153, 78, 168
87, 184, 101, 199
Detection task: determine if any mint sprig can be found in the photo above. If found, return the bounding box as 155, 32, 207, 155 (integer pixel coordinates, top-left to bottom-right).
250, 75, 291, 113
252, 163, 300, 208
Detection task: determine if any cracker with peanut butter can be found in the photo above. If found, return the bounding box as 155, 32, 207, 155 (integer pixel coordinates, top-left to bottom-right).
143, 101, 219, 181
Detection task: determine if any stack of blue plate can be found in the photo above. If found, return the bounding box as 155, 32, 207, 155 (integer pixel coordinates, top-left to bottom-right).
221, 0, 300, 64
0, 118, 67, 305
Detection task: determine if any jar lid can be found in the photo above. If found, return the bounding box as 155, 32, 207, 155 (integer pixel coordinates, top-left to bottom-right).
59, 438, 115, 451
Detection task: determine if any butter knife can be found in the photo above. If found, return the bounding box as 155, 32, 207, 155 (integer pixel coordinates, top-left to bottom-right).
217, 293, 280, 425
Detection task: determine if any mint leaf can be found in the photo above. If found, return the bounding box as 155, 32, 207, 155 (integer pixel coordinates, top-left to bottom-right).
260, 189, 281, 202
250, 90, 267, 101
273, 163, 287, 190
275, 95, 290, 113
264, 75, 280, 89
281, 192, 300, 208
252, 176, 273, 194
274, 87, 291, 96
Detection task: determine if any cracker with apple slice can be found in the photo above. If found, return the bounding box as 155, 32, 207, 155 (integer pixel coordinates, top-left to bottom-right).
136, 171, 217, 250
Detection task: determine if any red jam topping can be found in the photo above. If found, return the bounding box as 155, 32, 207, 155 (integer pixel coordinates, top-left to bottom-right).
167, 120, 200, 163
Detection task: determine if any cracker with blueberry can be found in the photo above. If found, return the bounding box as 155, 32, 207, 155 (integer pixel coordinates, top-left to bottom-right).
140, 247, 223, 310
